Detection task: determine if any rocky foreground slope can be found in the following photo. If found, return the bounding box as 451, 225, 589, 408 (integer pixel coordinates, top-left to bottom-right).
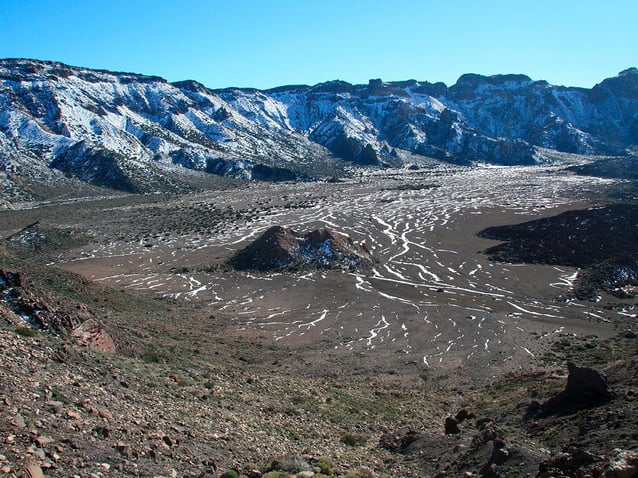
1, 59, 637, 201
1, 245, 637, 478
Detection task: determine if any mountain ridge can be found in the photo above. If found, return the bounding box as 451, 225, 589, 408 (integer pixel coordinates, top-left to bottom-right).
1, 58, 637, 201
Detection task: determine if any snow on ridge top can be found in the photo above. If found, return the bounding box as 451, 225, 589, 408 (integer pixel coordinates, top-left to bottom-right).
0, 58, 166, 85
220, 89, 292, 130
1, 57, 637, 197
406, 92, 447, 115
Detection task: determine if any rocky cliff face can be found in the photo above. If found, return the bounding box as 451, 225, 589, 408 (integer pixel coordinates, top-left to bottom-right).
1, 59, 637, 199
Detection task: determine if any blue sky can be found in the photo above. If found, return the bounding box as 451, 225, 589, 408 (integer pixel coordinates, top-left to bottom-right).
1, 0, 636, 90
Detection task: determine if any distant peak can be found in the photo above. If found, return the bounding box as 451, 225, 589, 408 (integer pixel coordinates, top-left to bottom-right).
172, 79, 212, 93
619, 67, 638, 76
454, 73, 533, 87
312, 80, 354, 94
0, 58, 168, 86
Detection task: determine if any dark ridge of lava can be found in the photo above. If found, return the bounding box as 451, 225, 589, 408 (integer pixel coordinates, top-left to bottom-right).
478, 204, 638, 299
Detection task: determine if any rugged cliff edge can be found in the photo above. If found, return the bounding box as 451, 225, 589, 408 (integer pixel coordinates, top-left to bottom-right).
2, 59, 637, 202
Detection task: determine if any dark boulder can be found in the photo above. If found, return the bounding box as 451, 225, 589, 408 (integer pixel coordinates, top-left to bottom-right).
379, 427, 422, 453
530, 362, 613, 418
444, 416, 461, 435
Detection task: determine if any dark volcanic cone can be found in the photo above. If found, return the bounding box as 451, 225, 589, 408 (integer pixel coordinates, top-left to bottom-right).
230, 226, 299, 271
229, 226, 372, 272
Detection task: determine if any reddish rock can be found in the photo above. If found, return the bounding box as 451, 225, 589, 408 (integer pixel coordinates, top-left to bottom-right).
70, 319, 115, 353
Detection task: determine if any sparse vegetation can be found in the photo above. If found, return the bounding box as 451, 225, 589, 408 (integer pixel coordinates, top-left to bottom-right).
340, 432, 368, 447
316, 456, 338, 475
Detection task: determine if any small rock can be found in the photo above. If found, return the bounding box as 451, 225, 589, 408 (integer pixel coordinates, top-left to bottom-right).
13, 413, 26, 429
1, 465, 11, 474
46, 400, 64, 414
604, 449, 638, 477
476, 417, 493, 429
28, 446, 46, 461
94, 426, 111, 438
25, 461, 45, 478
35, 435, 54, 447
455, 409, 475, 422
115, 442, 132, 458
98, 408, 113, 421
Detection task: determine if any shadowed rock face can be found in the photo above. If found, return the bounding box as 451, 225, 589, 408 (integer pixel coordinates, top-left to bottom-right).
540, 363, 613, 416
229, 226, 372, 272
524, 362, 613, 423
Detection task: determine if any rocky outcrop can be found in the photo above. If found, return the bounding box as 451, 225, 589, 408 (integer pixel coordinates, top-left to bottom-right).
0, 268, 115, 352
537, 447, 638, 478
526, 363, 613, 419
229, 226, 373, 272
70, 318, 116, 354
379, 427, 422, 453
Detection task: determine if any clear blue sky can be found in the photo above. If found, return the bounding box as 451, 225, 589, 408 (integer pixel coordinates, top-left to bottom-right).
1, 0, 636, 90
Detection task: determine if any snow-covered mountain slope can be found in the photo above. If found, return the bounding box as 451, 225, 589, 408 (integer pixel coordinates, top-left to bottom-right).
1, 59, 637, 199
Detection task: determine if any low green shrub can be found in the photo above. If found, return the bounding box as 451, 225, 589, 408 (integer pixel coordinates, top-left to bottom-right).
220, 469, 239, 478
15, 326, 37, 337
340, 432, 367, 447
316, 456, 337, 475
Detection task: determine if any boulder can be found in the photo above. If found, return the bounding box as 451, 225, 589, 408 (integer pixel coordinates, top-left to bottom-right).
379, 426, 421, 453
444, 416, 461, 435
565, 362, 613, 401
70, 319, 116, 353
532, 362, 613, 418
